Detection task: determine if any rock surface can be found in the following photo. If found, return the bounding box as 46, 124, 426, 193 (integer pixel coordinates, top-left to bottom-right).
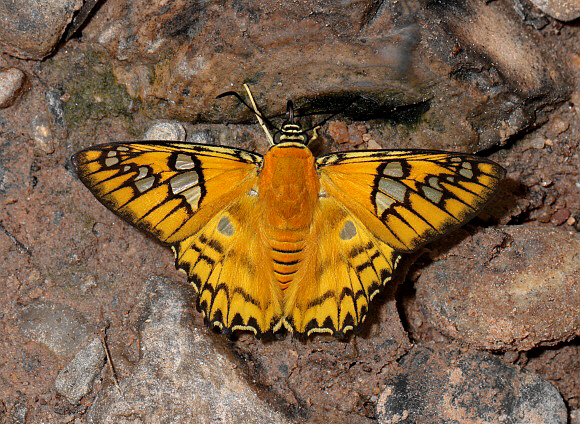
87, 277, 290, 423
0, 0, 82, 59
54, 337, 106, 404
17, 301, 93, 357
415, 225, 580, 351
376, 346, 568, 423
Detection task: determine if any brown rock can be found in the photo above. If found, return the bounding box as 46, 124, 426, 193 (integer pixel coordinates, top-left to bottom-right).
74, 0, 570, 152
0, 68, 26, 108
551, 208, 571, 225
0, 0, 83, 59
415, 226, 579, 351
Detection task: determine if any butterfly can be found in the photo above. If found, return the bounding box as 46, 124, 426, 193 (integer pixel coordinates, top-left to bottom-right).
72, 86, 505, 338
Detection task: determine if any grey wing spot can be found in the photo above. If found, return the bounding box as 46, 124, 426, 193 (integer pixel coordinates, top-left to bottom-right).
428, 176, 442, 190
382, 161, 404, 178
135, 166, 149, 181
170, 171, 199, 194
378, 177, 407, 203
175, 154, 197, 170
135, 176, 155, 193
181, 185, 201, 208
339, 220, 357, 240
459, 168, 474, 179
422, 186, 443, 204
217, 215, 235, 236
375, 192, 396, 216
105, 157, 119, 167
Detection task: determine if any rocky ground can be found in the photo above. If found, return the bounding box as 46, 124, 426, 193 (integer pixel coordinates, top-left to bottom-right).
0, 0, 578, 422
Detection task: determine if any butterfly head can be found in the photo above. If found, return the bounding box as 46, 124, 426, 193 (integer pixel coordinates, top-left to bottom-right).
273, 100, 309, 146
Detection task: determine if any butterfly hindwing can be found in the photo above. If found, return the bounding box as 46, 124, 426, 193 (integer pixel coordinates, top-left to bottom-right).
173, 194, 283, 335
283, 197, 402, 336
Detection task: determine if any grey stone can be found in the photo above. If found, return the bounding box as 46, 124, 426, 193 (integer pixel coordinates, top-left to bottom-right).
528, 0, 580, 21
9, 401, 27, 424
54, 337, 106, 404
144, 121, 187, 141
87, 277, 290, 423
17, 301, 92, 357
0, 0, 83, 59
376, 346, 568, 423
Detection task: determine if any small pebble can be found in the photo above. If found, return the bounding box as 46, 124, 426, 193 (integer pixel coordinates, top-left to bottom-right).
327, 121, 350, 144
0, 68, 26, 108
144, 121, 186, 141
551, 209, 571, 226
32, 114, 54, 153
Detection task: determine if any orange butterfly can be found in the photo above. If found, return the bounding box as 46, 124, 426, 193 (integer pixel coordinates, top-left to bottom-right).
72, 86, 505, 338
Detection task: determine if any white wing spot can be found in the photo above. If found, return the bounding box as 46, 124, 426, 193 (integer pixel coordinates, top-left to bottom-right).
383, 161, 404, 178
116, 146, 129, 151
170, 171, 199, 194
135, 176, 155, 192
107, 151, 117, 157
175, 154, 196, 170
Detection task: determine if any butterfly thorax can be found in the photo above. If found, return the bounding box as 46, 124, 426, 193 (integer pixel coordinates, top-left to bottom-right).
258, 141, 319, 291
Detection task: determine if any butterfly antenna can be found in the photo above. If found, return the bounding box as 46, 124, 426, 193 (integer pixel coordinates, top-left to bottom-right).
244, 84, 274, 145
216, 85, 276, 146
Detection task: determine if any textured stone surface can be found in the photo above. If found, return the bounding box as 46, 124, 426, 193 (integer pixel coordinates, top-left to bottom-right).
17, 301, 92, 357
415, 225, 580, 351
0, 68, 26, 108
376, 346, 568, 423
87, 277, 290, 423
71, 0, 571, 152
0, 0, 82, 59
528, 0, 580, 21
54, 337, 106, 404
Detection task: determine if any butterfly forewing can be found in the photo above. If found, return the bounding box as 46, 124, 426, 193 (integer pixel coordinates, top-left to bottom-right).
72, 142, 262, 244
317, 150, 506, 252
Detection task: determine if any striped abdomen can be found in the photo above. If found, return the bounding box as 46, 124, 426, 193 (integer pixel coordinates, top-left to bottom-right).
258, 142, 319, 294
269, 234, 306, 292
